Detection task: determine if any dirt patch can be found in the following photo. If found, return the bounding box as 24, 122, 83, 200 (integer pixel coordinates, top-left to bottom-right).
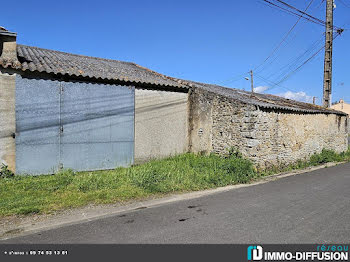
4, 228, 24, 236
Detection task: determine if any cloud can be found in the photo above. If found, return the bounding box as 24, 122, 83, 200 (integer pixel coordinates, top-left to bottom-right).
278, 91, 313, 103
251, 84, 314, 103
253, 86, 269, 93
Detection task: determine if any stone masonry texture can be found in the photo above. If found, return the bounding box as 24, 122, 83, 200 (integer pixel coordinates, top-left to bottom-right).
189, 88, 348, 168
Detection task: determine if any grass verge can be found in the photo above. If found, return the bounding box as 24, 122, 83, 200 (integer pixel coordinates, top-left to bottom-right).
1, 148, 349, 217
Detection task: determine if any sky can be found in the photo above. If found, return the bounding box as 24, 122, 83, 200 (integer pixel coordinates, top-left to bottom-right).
2, 0, 350, 105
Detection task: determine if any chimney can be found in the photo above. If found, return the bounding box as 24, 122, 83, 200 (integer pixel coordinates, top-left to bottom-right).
0, 26, 18, 63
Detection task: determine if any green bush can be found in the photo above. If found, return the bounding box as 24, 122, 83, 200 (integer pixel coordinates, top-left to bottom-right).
226, 147, 243, 159
309, 149, 343, 165
0, 164, 14, 179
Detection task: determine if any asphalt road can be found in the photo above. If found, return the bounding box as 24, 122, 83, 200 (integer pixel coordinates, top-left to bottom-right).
2, 163, 350, 244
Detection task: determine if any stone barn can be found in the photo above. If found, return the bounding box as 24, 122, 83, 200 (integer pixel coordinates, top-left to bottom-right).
0, 27, 348, 174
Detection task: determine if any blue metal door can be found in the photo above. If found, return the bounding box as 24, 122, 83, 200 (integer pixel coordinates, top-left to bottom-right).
16, 76, 134, 175
60, 81, 134, 171
16, 76, 61, 174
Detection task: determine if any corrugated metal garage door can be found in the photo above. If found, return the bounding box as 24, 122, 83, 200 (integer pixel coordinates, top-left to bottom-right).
16, 75, 134, 175
15, 77, 61, 174
60, 81, 134, 171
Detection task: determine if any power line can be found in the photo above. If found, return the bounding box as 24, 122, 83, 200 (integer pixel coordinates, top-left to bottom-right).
254, 0, 315, 73
220, 0, 317, 86
276, 30, 342, 85
266, 33, 325, 80
314, 0, 325, 11
255, 73, 299, 92
254, 30, 343, 93
259, 30, 342, 91
256, 0, 347, 90
337, 0, 350, 8
277, 45, 325, 84
255, 17, 315, 75
261, 0, 343, 30
275, 0, 330, 26
218, 0, 346, 88
260, 0, 326, 26
216, 71, 250, 85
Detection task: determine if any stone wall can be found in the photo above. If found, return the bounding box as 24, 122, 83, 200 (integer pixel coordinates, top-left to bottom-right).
1, 71, 347, 172
188, 88, 213, 153
0, 70, 16, 172
135, 88, 189, 163
190, 88, 348, 168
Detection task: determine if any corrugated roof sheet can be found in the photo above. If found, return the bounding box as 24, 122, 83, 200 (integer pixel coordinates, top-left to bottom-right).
0, 44, 185, 89
179, 80, 347, 115
0, 43, 346, 115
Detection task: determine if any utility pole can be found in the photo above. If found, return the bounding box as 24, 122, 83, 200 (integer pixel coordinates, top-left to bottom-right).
322, 0, 334, 107
250, 70, 254, 93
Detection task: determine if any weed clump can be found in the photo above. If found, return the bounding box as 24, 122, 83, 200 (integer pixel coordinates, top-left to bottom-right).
0, 164, 14, 179
1, 147, 349, 216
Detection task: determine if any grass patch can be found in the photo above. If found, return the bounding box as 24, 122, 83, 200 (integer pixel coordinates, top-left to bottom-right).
259, 148, 350, 176
1, 148, 349, 217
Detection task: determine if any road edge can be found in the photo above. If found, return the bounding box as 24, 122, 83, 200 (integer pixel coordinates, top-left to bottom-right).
0, 161, 345, 241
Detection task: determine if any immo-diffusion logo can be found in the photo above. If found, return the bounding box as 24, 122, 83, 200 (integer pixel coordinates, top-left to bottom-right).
247, 245, 263, 261
247, 245, 349, 261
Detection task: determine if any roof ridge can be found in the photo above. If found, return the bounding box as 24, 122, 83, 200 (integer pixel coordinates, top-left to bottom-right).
175, 78, 346, 115
0, 44, 185, 88
201, 82, 324, 110
16, 44, 183, 86
17, 44, 136, 66
133, 64, 182, 83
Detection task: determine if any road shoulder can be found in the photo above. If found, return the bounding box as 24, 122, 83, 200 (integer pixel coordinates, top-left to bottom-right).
0, 161, 343, 240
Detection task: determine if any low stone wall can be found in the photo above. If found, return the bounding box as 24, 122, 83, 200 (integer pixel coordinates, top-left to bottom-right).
190, 88, 348, 168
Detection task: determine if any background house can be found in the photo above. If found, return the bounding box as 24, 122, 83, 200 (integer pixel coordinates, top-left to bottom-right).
0, 27, 348, 174
331, 99, 350, 142
331, 99, 350, 116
